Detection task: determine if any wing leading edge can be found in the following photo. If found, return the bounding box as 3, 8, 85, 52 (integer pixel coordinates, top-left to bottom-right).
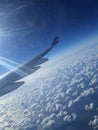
0, 36, 58, 96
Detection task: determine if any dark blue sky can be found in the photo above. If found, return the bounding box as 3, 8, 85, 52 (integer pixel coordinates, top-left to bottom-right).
0, 0, 98, 74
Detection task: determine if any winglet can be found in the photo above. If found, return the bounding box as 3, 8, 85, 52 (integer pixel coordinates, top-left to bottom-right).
51, 36, 58, 47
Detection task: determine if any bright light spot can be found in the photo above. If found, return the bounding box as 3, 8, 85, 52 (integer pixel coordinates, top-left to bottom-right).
0, 56, 27, 78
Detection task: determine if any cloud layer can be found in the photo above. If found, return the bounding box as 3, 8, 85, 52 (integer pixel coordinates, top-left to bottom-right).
0, 44, 98, 130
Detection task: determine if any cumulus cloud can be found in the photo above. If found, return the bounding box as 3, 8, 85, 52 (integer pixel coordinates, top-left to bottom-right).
63, 113, 77, 122
89, 76, 97, 86
89, 116, 98, 129
65, 88, 72, 94
68, 100, 74, 108
81, 88, 94, 97
0, 42, 98, 130
85, 103, 94, 110
43, 120, 56, 129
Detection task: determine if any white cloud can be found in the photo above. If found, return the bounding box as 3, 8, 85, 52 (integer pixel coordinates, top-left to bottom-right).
46, 120, 56, 127
89, 77, 97, 86
0, 42, 98, 130
85, 103, 94, 110
66, 88, 72, 95
63, 113, 77, 122
89, 116, 98, 129
68, 100, 74, 108
81, 88, 94, 97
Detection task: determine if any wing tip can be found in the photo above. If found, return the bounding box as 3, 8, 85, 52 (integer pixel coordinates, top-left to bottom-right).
51, 36, 59, 47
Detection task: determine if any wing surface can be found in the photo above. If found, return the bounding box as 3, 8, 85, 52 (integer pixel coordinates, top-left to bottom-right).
0, 36, 58, 89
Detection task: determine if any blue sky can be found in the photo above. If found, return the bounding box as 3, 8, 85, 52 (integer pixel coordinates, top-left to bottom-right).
0, 0, 98, 74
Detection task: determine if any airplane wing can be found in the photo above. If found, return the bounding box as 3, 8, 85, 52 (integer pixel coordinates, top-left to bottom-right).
0, 36, 58, 96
